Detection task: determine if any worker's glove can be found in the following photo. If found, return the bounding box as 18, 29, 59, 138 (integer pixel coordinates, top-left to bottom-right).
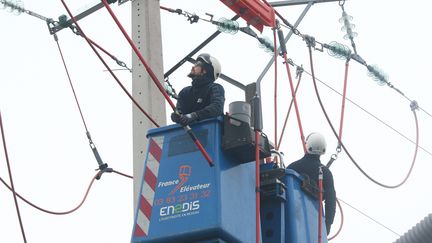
171, 112, 181, 123
179, 112, 198, 126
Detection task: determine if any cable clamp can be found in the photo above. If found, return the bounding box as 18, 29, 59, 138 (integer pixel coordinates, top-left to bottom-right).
336, 142, 342, 153
95, 163, 113, 180
295, 64, 304, 79
87, 132, 112, 180
115, 59, 132, 72
186, 12, 199, 24
303, 35, 316, 48
410, 100, 419, 111
326, 149, 340, 168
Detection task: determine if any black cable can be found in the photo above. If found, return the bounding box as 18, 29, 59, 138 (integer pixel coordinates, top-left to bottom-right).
287, 60, 432, 158
307, 45, 420, 189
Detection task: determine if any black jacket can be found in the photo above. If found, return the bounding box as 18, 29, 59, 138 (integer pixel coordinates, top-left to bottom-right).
176, 75, 225, 120
287, 154, 336, 234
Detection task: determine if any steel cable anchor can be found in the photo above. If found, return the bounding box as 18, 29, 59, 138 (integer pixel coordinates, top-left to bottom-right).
87, 132, 113, 180
327, 146, 341, 168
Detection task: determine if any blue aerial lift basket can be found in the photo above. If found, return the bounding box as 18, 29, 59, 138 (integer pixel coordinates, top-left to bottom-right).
260, 163, 328, 243
131, 117, 256, 243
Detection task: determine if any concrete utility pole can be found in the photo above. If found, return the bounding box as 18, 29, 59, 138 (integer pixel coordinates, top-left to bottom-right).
132, 0, 166, 210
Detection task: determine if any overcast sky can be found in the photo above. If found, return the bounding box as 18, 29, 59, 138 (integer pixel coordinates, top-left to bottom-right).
1, 0, 432, 242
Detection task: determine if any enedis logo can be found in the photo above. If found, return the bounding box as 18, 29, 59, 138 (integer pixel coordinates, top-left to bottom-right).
160, 200, 200, 216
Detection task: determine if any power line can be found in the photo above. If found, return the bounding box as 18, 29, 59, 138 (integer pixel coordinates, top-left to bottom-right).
293, 63, 432, 158
307, 46, 419, 189
338, 198, 401, 237
0, 110, 27, 242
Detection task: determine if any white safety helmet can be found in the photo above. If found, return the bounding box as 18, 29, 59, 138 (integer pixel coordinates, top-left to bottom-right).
305, 132, 327, 155
197, 53, 221, 81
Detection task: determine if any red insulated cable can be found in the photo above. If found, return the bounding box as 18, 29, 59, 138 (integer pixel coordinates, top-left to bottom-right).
0, 170, 133, 215
87, 37, 117, 61
328, 199, 344, 240
0, 173, 98, 215
277, 73, 302, 151
101, 0, 175, 109
281, 53, 307, 152
60, 0, 159, 128
307, 45, 420, 189
159, 6, 172, 12
338, 60, 350, 142
99, 0, 213, 166
263, 0, 307, 152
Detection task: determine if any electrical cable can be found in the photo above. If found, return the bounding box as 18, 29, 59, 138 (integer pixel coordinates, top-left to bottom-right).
162, 14, 241, 100
166, 0, 432, 127
0, 173, 97, 215
159, 5, 200, 24
417, 106, 432, 120
0, 111, 27, 242
269, 1, 304, 38
306, 44, 420, 189
85, 37, 132, 72
4, 1, 430, 240
159, 5, 172, 12
328, 199, 344, 240
60, 0, 160, 128
54, 34, 115, 179
162, 9, 238, 79
262, 2, 424, 162
338, 198, 401, 237
54, 38, 90, 136
327, 59, 350, 168
98, 0, 213, 166
56, 19, 132, 72
0, 169, 132, 215
292, 62, 432, 158
337, 59, 350, 147
277, 65, 303, 151
112, 169, 133, 179
267, 0, 432, 123
5, 2, 426, 242
276, 21, 307, 153
0, 0, 53, 23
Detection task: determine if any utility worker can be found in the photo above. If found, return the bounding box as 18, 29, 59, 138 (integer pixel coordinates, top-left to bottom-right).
287, 132, 336, 234
171, 53, 225, 126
